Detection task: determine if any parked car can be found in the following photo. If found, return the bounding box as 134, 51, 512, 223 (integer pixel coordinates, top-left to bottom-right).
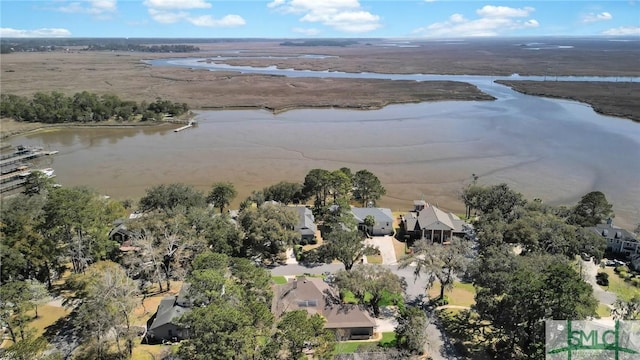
605, 260, 616, 267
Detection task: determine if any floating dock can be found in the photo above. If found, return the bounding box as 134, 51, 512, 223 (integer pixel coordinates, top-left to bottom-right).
174, 120, 196, 132
0, 146, 58, 193
0, 147, 57, 167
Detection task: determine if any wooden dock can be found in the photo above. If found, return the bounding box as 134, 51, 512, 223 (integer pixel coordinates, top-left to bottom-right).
174, 120, 196, 132
0, 148, 56, 167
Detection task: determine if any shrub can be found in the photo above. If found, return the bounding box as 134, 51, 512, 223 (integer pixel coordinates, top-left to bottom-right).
615, 265, 629, 273
596, 272, 609, 286
431, 295, 449, 307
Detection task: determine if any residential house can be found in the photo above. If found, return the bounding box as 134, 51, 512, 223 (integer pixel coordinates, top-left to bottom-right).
272, 277, 376, 341
145, 284, 192, 343
592, 219, 638, 257
400, 200, 468, 243
350, 207, 394, 236
108, 219, 140, 251
291, 206, 318, 244
631, 255, 640, 272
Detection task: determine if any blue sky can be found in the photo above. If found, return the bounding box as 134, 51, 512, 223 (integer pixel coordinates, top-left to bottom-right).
1, 0, 639, 38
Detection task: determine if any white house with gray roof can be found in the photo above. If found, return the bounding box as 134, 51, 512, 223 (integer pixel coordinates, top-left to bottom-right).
291, 206, 318, 244
591, 219, 638, 257
350, 207, 394, 236
401, 200, 468, 243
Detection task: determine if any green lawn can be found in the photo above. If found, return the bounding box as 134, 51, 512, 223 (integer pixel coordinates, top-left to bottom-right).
598, 268, 640, 302
428, 281, 476, 307
379, 332, 396, 347
271, 276, 288, 285
334, 341, 363, 354
342, 290, 401, 306
333, 332, 396, 354
596, 303, 612, 318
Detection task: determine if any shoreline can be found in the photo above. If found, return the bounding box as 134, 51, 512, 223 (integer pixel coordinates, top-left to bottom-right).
0, 112, 197, 141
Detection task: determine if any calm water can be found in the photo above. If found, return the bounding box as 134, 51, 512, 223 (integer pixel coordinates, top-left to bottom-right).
8, 59, 640, 228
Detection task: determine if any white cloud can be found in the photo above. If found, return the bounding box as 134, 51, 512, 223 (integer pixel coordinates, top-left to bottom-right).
143, 0, 211, 10
293, 27, 320, 35
0, 27, 72, 38
268, 0, 381, 33
413, 5, 539, 37
602, 26, 640, 35
582, 12, 613, 23
267, 0, 286, 9
187, 14, 246, 27
476, 5, 534, 18
148, 8, 188, 24
55, 0, 116, 17
144, 0, 245, 28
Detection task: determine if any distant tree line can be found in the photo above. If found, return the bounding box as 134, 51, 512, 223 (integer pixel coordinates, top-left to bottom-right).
280, 39, 359, 47
0, 92, 189, 123
84, 43, 200, 53
0, 38, 270, 54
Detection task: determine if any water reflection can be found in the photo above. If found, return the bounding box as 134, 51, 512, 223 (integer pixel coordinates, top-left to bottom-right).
10, 98, 640, 229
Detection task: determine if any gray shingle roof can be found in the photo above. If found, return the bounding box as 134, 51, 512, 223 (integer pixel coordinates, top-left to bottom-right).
292, 206, 317, 235
148, 296, 191, 331
404, 204, 465, 233
273, 278, 375, 329
350, 207, 393, 224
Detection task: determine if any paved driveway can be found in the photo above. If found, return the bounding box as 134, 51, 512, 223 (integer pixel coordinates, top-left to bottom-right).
364, 235, 397, 265
580, 259, 617, 306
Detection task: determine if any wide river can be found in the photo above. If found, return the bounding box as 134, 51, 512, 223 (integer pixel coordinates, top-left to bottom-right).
9, 57, 640, 228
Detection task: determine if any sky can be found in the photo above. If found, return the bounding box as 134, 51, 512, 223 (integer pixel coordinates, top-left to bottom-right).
0, 0, 639, 38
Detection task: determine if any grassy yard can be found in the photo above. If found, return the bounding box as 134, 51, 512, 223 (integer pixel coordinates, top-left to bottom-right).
428, 281, 476, 307
271, 276, 288, 285
598, 268, 640, 302
597, 303, 612, 318
24, 305, 71, 339
333, 332, 396, 354
334, 340, 363, 354
131, 343, 177, 360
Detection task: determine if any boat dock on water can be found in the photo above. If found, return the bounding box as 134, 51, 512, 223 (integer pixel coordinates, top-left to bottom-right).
174, 120, 197, 132
0, 146, 58, 193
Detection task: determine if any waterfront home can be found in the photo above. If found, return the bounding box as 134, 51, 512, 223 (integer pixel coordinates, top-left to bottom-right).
350, 207, 394, 236
272, 277, 376, 341
400, 200, 469, 243
591, 219, 638, 257
145, 284, 192, 343
291, 206, 318, 245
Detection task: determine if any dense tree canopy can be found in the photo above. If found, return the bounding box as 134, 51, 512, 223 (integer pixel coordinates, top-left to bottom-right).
138, 183, 206, 213
473, 255, 597, 359
352, 169, 386, 207
178, 252, 274, 360
335, 265, 404, 318
0, 92, 188, 123
237, 203, 299, 265
569, 190, 614, 227
460, 184, 604, 359
262, 181, 304, 204
311, 227, 379, 271
207, 182, 237, 213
